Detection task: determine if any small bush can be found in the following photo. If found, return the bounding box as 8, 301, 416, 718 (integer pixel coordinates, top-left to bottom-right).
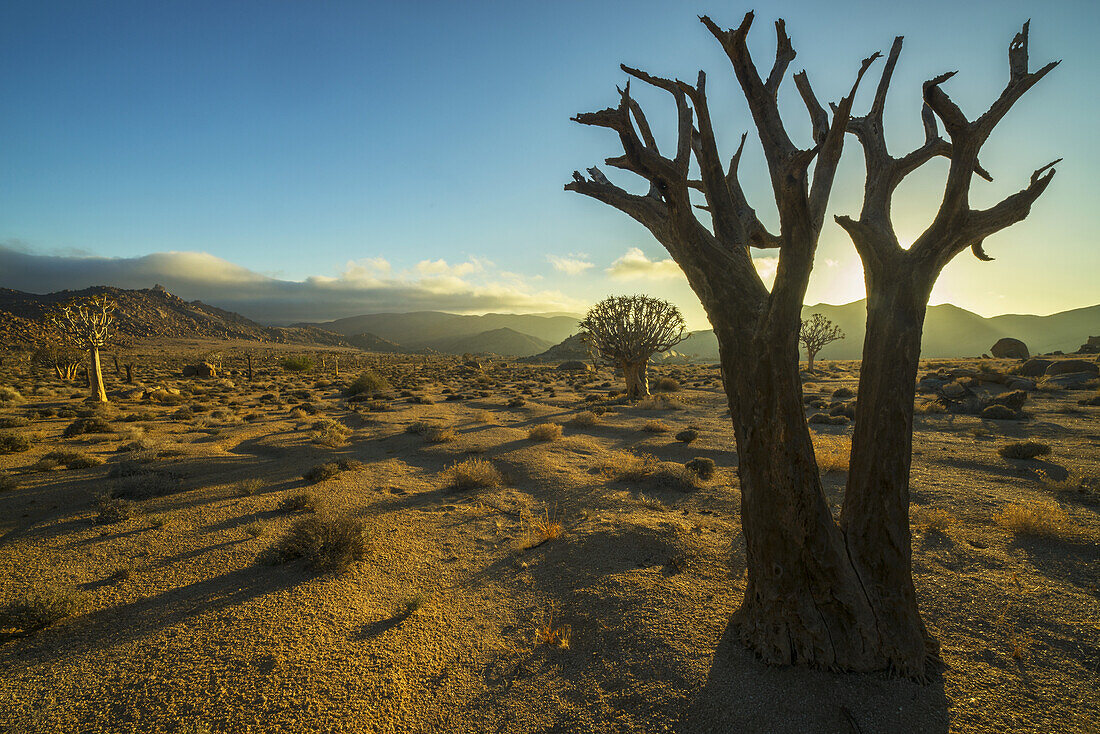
0, 432, 31, 454
280, 491, 322, 513
62, 416, 113, 438
996, 500, 1070, 538
238, 478, 265, 496
41, 450, 103, 469
998, 441, 1051, 460
0, 386, 23, 404
813, 434, 851, 473
642, 420, 670, 433
0, 416, 30, 428
651, 462, 701, 492
654, 377, 680, 392
94, 493, 138, 524
347, 370, 390, 396
279, 355, 314, 373
260, 513, 367, 572
0, 585, 82, 632
914, 507, 954, 533
528, 423, 563, 442
675, 429, 699, 444
568, 410, 599, 427
448, 458, 503, 490
303, 459, 364, 484
245, 521, 267, 538
684, 457, 716, 481
311, 419, 351, 448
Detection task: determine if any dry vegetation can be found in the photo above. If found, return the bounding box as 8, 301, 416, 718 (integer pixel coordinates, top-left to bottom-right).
0, 341, 1097, 732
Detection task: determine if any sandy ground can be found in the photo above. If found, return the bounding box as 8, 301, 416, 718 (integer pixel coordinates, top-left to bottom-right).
0, 345, 1097, 733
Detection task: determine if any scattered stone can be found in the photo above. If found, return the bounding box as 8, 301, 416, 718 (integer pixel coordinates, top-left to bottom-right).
990, 337, 1029, 360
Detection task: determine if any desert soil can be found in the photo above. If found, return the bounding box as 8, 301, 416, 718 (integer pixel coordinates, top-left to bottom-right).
0, 343, 1097, 733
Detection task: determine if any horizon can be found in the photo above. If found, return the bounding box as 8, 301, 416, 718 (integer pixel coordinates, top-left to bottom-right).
2, 1, 1098, 329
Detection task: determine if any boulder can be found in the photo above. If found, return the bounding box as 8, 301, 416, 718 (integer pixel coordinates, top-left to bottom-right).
1017, 358, 1052, 377
991, 389, 1028, 411
1045, 359, 1099, 377
1006, 377, 1037, 392
1077, 336, 1100, 354
942, 381, 967, 399
182, 362, 217, 378
981, 404, 1018, 420
556, 360, 592, 372
990, 337, 1029, 360
1041, 373, 1096, 390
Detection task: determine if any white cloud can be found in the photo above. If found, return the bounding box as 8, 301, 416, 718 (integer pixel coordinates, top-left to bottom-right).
0, 245, 582, 323
606, 247, 684, 280
753, 256, 779, 284
547, 254, 594, 275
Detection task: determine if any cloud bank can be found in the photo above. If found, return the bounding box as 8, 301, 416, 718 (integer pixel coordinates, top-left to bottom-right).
0, 244, 582, 323
607, 246, 779, 286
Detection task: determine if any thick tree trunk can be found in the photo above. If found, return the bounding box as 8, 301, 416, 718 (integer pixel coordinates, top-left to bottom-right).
842, 271, 936, 676
716, 323, 882, 671
90, 347, 108, 403
806, 349, 817, 372
623, 361, 649, 399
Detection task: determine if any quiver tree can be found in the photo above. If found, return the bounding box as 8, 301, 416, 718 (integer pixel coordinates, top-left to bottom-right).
833, 24, 1059, 674
799, 313, 845, 371
567, 12, 898, 672
580, 294, 686, 398
33, 340, 83, 381
48, 294, 118, 403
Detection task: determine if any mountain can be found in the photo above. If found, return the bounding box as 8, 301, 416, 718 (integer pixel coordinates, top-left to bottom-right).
428, 327, 553, 357
295, 311, 580, 350
0, 286, 350, 347
344, 332, 404, 353
534, 301, 1100, 362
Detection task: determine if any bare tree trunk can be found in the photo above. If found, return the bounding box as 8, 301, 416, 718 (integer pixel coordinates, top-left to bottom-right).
246, 354, 253, 382
716, 323, 881, 670
125, 364, 133, 384
842, 268, 936, 675
90, 347, 108, 403
623, 361, 649, 399
806, 349, 817, 372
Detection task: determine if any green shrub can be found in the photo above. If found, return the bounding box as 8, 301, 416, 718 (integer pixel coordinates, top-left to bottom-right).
675, 429, 699, 444
62, 416, 113, 438
279, 355, 314, 373
347, 370, 390, 396
260, 514, 367, 572
0, 584, 82, 632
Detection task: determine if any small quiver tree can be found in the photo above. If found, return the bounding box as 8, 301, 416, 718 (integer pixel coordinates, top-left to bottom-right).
799, 313, 845, 371
48, 295, 118, 403
33, 340, 83, 381
580, 295, 686, 399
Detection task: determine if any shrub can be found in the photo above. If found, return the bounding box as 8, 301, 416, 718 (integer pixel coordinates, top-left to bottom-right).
568, 410, 599, 427
651, 462, 701, 492
41, 450, 103, 469
95, 493, 139, 524
684, 457, 716, 480
260, 514, 367, 572
448, 458, 503, 490
813, 433, 851, 473
654, 377, 680, 392
0, 585, 82, 632
347, 370, 390, 396
303, 459, 364, 484
914, 507, 954, 533
996, 500, 1070, 538
311, 419, 351, 448
675, 429, 699, 444
0, 432, 31, 454
280, 491, 322, 513
527, 423, 563, 441
279, 355, 314, 373
642, 420, 669, 433
0, 416, 30, 428
62, 416, 113, 438
245, 521, 267, 538
998, 441, 1051, 460
0, 386, 23, 404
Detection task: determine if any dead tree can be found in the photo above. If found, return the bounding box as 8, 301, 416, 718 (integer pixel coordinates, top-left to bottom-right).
49, 295, 118, 403
834, 24, 1059, 673
799, 313, 845, 371
580, 295, 686, 398
567, 12, 889, 671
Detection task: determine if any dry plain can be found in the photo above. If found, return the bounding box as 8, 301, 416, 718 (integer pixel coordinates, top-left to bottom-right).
0, 342, 1097, 733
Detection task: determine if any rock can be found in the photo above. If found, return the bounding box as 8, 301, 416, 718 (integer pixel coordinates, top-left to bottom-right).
990, 338, 1029, 360
808, 412, 832, 424
832, 387, 856, 399
1041, 373, 1097, 390
942, 382, 967, 399
981, 404, 1018, 420
1017, 358, 1052, 377
1077, 336, 1100, 354
464, 360, 482, 370
182, 362, 217, 378
1006, 378, 1037, 391
556, 361, 591, 372
1045, 359, 1099, 377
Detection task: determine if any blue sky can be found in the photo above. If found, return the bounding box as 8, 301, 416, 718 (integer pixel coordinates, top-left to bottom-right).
1, 0, 1096, 327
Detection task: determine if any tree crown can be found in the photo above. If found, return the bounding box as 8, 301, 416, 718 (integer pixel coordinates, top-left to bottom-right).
580, 294, 686, 364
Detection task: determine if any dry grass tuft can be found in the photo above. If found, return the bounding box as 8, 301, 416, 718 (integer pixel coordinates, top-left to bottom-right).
568, 410, 599, 427
642, 420, 670, 433
533, 607, 571, 649
813, 433, 851, 473
448, 458, 503, 490
996, 500, 1071, 538
527, 423, 563, 441
998, 441, 1051, 460
0, 584, 83, 632
260, 513, 367, 572
914, 507, 955, 533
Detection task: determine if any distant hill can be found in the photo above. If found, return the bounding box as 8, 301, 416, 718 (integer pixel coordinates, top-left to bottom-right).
0, 286, 350, 347
295, 311, 580, 350
429, 327, 553, 357
344, 332, 404, 353
537, 301, 1100, 362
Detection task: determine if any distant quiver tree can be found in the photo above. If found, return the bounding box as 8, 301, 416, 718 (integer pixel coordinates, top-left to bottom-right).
48, 294, 118, 403
799, 313, 845, 370
580, 294, 686, 399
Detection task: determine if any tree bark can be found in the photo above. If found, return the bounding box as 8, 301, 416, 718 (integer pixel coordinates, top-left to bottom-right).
806, 349, 817, 372
841, 263, 937, 676
623, 361, 649, 399
90, 347, 108, 403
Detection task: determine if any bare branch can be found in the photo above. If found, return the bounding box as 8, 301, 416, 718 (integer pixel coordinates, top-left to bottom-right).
765, 19, 796, 95
793, 71, 828, 146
